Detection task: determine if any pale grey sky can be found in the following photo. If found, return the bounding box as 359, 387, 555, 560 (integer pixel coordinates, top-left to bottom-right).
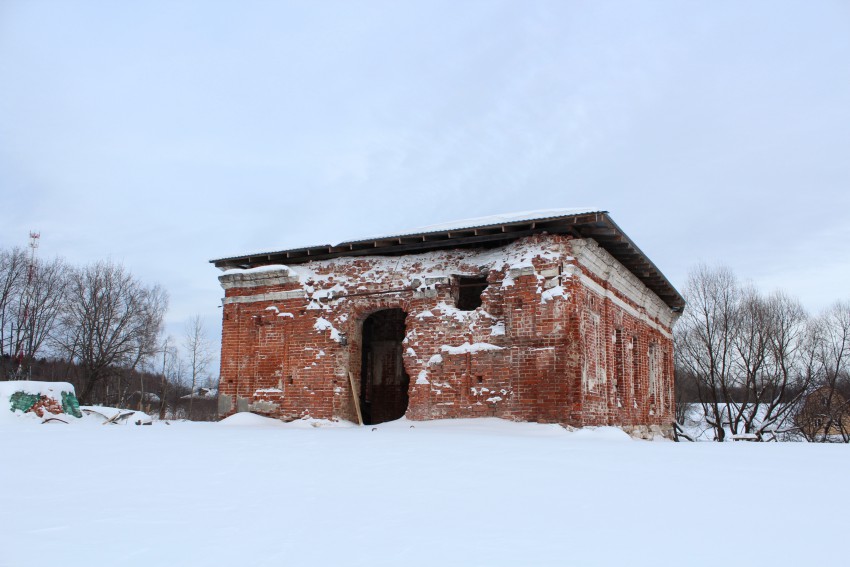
1, 1, 849, 362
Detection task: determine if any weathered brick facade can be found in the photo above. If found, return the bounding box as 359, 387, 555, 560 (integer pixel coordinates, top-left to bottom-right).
214, 214, 682, 435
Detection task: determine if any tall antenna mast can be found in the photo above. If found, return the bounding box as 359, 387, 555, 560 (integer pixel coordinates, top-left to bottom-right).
14, 231, 40, 378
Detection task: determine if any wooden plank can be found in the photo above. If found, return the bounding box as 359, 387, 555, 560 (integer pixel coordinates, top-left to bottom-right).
348, 371, 364, 426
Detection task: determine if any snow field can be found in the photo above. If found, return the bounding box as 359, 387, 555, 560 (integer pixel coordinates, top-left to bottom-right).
0, 418, 847, 567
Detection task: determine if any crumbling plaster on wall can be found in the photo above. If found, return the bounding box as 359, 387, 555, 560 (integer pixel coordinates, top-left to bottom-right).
569, 239, 679, 334
218, 237, 570, 301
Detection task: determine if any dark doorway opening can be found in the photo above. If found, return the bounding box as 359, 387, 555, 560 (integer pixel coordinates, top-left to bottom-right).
360, 309, 410, 425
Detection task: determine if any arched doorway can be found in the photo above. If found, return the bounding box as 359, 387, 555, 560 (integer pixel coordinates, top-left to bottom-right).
360, 309, 410, 425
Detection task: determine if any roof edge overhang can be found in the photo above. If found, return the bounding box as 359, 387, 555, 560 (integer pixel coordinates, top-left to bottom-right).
210, 211, 685, 311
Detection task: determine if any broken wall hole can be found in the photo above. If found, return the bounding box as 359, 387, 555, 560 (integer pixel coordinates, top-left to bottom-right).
455, 276, 488, 311
360, 308, 410, 425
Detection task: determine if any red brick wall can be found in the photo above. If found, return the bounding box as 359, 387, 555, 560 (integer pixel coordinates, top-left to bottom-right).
217, 235, 677, 432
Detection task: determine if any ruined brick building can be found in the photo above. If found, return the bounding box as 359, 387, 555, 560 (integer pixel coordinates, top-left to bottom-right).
211, 210, 684, 435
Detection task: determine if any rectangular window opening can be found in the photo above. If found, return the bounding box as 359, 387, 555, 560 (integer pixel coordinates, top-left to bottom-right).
455, 276, 488, 311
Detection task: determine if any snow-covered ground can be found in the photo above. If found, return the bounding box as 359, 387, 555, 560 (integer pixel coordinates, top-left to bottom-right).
0, 416, 846, 567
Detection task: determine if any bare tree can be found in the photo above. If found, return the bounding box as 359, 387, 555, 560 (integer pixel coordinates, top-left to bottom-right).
54, 260, 168, 404
0, 247, 27, 360
156, 336, 170, 418
724, 285, 769, 434
155, 336, 183, 419
0, 249, 69, 378
676, 265, 812, 441
797, 301, 850, 442
183, 314, 212, 420
11, 256, 69, 367
735, 291, 811, 439
166, 347, 187, 419
675, 264, 740, 441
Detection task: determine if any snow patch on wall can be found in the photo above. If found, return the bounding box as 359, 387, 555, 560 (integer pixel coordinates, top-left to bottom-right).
416, 370, 430, 385
434, 301, 472, 323
314, 317, 343, 342
541, 286, 567, 303
442, 342, 504, 355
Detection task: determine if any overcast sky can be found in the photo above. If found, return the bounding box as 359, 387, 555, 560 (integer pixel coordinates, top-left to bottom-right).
1, 1, 849, 362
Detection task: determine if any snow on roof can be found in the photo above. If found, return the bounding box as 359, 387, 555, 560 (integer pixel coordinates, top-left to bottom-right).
212, 208, 602, 263
352, 208, 601, 242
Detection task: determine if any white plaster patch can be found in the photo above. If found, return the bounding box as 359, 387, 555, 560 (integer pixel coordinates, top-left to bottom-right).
570, 239, 678, 333
223, 290, 306, 304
